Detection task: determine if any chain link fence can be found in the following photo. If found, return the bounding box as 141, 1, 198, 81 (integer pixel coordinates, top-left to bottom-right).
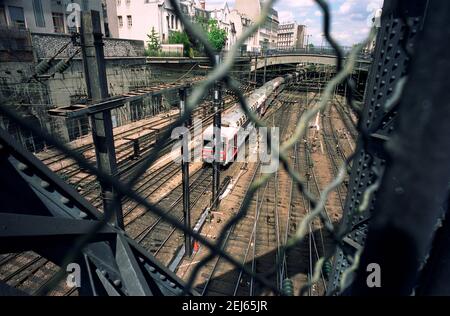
0, 0, 449, 296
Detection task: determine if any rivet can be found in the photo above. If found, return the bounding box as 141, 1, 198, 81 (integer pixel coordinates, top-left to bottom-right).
160, 275, 167, 281
17, 162, 28, 171
79, 211, 88, 219
61, 197, 70, 205
113, 279, 122, 287
41, 180, 51, 189
149, 266, 156, 272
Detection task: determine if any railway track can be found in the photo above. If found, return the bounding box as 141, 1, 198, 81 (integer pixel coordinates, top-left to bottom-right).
0, 86, 253, 296
40, 88, 248, 172
333, 97, 358, 140
137, 168, 212, 263
198, 95, 296, 296
0, 86, 354, 296
57, 91, 251, 208
321, 105, 349, 210
53, 167, 213, 296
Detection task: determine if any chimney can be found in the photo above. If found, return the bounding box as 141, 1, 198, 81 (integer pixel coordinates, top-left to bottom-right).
200, 0, 206, 10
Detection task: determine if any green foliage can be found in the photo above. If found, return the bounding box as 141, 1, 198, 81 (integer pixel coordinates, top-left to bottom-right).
163, 18, 227, 56
169, 31, 192, 57
195, 15, 209, 33
145, 27, 161, 56
147, 27, 161, 50
207, 19, 227, 52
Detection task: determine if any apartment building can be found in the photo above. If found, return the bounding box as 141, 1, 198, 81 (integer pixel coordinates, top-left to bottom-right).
277, 23, 306, 50
0, 0, 108, 35
112, 0, 205, 45
107, 0, 281, 52
234, 0, 279, 52
228, 10, 258, 53
103, 0, 119, 37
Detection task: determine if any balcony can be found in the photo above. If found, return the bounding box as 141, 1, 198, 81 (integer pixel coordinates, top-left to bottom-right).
0, 25, 33, 62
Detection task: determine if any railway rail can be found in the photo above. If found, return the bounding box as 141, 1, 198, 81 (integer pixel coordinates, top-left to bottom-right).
0, 87, 352, 296
44, 88, 252, 209
197, 93, 297, 296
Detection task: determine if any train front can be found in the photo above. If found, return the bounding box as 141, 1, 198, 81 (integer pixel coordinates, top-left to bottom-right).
202, 125, 224, 164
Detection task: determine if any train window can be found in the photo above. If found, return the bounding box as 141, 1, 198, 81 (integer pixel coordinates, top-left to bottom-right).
203, 139, 212, 148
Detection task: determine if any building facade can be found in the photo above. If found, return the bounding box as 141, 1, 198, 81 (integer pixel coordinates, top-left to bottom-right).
228, 9, 257, 53
112, 0, 206, 45
234, 0, 279, 52
277, 23, 306, 50
209, 2, 236, 51
0, 0, 108, 35
102, 0, 119, 37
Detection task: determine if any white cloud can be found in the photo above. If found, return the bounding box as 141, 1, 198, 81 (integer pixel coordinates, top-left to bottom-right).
205, 0, 385, 46
279, 10, 295, 23
339, 1, 353, 14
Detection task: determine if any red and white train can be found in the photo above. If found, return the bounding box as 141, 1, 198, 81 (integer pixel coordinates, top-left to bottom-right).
202, 73, 300, 166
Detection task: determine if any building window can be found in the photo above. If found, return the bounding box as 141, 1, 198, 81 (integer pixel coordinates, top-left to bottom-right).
8, 6, 26, 29
117, 0, 121, 5
127, 15, 132, 27
171, 15, 174, 29
32, 0, 45, 27
126, 0, 131, 5
118, 16, 123, 28
52, 12, 65, 33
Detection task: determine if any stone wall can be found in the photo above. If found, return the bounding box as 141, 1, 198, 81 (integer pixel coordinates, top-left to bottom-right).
31, 33, 145, 59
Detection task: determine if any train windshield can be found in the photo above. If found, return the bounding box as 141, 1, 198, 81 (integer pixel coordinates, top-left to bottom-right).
203, 139, 226, 149
203, 139, 212, 148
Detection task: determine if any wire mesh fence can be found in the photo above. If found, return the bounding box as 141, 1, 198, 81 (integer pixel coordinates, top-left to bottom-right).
0, 0, 448, 296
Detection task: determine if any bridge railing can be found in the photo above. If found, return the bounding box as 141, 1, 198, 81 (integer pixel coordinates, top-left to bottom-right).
237, 46, 373, 61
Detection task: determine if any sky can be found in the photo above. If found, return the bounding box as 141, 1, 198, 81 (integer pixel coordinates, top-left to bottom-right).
205, 0, 384, 46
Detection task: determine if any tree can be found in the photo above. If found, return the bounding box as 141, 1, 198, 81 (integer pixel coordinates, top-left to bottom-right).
146, 27, 161, 56
169, 31, 192, 57
207, 19, 227, 52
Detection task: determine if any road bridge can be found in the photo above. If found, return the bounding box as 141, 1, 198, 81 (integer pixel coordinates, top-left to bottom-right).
251, 53, 371, 72
145, 52, 371, 72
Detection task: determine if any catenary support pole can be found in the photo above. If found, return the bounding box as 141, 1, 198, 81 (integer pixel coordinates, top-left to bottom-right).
81, 10, 123, 228
212, 54, 222, 211
180, 88, 192, 257
263, 54, 267, 84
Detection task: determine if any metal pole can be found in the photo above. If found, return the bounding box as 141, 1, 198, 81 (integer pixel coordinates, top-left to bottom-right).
263, 53, 267, 84
81, 11, 123, 228
254, 54, 258, 86
212, 54, 222, 211
180, 88, 192, 257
